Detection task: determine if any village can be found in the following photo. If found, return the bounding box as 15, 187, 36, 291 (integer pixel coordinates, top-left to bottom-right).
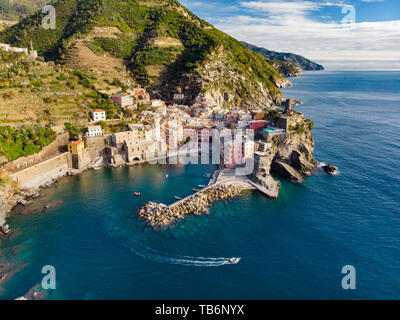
67, 88, 300, 171
0, 41, 312, 235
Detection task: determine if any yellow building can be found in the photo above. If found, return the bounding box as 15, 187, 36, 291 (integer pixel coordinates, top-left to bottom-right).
68, 140, 85, 154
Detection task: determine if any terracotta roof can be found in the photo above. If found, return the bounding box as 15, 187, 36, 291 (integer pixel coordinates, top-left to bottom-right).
92, 109, 105, 113
70, 140, 83, 145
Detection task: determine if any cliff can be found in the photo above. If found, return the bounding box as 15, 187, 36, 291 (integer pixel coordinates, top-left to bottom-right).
251, 114, 317, 187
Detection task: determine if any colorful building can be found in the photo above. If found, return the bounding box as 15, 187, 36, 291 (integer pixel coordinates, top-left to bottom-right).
68, 140, 85, 154
220, 135, 254, 168
112, 93, 134, 109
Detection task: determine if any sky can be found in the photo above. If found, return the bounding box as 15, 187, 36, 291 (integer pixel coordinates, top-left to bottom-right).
180, 0, 400, 70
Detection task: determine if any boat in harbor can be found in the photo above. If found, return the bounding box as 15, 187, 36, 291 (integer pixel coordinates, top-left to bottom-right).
134, 192, 142, 196
165, 174, 169, 179
192, 188, 200, 192
174, 196, 182, 200
198, 185, 206, 188
203, 173, 211, 178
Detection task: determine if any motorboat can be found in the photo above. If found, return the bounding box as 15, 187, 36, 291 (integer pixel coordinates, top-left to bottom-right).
174, 196, 182, 200
134, 192, 142, 196
228, 258, 241, 264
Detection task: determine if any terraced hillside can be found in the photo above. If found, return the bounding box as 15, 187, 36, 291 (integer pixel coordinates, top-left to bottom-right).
0, 50, 121, 127
0, 0, 290, 109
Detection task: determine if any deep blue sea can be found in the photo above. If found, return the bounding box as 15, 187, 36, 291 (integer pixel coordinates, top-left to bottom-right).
1, 71, 400, 299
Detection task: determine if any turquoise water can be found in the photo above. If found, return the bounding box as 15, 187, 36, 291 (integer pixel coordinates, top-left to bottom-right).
1, 71, 400, 299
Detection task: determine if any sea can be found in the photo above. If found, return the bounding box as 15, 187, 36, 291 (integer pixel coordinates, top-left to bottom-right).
0, 71, 399, 299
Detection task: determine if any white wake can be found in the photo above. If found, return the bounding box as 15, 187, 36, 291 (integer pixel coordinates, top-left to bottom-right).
123, 242, 240, 267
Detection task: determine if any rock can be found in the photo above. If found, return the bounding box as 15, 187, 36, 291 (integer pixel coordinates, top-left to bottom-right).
18, 199, 31, 206
1, 224, 10, 234
272, 161, 303, 183
291, 149, 317, 175
323, 164, 338, 175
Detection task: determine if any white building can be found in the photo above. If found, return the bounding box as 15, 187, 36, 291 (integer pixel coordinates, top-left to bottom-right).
87, 125, 103, 137
166, 122, 184, 149
91, 109, 106, 122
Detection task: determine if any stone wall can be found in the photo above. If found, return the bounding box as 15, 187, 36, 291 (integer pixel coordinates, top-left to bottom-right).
2, 133, 69, 174
71, 150, 91, 170
9, 153, 69, 190
84, 136, 107, 159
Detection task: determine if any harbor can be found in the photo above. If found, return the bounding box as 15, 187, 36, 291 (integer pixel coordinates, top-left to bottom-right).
137, 168, 280, 229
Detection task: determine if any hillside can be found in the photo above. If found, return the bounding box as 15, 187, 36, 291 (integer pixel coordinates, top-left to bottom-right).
242, 42, 324, 76
0, 0, 290, 109
0, 50, 122, 127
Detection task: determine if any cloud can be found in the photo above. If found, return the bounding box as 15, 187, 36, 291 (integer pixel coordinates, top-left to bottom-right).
211, 1, 400, 70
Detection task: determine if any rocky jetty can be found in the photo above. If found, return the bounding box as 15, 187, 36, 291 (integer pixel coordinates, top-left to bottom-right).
138, 185, 241, 229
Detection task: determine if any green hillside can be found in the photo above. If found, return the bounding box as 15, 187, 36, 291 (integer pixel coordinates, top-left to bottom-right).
242, 41, 324, 72
0, 0, 286, 109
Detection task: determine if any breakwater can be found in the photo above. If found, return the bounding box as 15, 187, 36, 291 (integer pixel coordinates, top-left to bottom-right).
137, 184, 241, 229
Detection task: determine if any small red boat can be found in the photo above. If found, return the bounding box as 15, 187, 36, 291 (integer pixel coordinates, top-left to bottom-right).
134, 192, 142, 196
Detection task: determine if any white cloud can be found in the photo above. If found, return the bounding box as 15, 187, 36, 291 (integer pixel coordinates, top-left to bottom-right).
212, 1, 400, 70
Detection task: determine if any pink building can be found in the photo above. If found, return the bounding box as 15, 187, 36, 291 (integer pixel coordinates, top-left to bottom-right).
184, 126, 210, 144
249, 120, 269, 131
220, 136, 254, 168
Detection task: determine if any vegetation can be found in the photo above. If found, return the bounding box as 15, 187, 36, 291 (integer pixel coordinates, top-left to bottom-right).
0, 0, 286, 107
0, 125, 56, 161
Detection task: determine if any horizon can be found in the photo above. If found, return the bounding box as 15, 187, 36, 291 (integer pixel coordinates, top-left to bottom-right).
181, 0, 400, 71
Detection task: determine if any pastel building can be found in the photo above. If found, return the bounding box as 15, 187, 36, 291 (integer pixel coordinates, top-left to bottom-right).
165, 123, 184, 149
249, 120, 270, 131
220, 135, 254, 168
132, 90, 150, 104
90, 109, 106, 122
112, 93, 134, 108
68, 140, 85, 154
87, 125, 102, 137
112, 131, 134, 149
123, 139, 158, 162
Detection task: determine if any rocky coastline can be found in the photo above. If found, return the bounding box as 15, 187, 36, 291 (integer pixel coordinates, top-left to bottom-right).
138, 185, 241, 229
0, 163, 100, 237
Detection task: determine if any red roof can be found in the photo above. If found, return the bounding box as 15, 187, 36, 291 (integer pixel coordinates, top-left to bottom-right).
92, 109, 105, 113
70, 140, 83, 146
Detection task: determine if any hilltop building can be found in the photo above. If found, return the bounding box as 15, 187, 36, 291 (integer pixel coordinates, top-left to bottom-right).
112, 93, 134, 108
90, 109, 106, 122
